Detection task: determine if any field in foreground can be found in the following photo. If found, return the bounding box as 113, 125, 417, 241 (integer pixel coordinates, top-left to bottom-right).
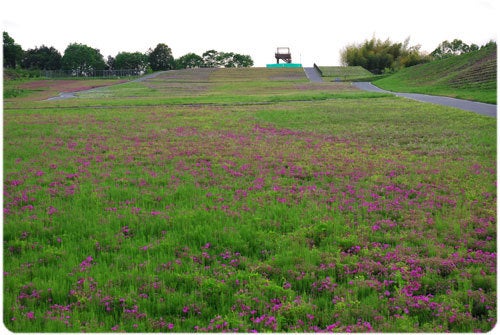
3, 68, 496, 332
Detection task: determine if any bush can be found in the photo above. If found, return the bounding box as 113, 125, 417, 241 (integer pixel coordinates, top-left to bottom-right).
340, 37, 429, 74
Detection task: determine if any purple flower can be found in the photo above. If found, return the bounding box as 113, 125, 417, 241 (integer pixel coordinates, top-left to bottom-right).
10, 180, 22, 186
47, 206, 58, 215
79, 256, 94, 272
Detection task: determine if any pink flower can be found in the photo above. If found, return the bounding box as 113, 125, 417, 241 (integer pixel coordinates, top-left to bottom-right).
47, 206, 58, 215
26, 311, 35, 319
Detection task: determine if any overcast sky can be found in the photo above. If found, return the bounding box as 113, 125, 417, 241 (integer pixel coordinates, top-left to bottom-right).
2, 0, 497, 67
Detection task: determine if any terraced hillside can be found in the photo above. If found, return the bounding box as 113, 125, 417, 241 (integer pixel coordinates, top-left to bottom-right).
374, 44, 497, 103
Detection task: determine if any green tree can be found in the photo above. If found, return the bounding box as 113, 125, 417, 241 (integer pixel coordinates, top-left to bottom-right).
148, 43, 174, 71
61, 43, 106, 76
176, 53, 204, 69
431, 39, 480, 59
202, 49, 220, 67
232, 53, 254, 67
114, 51, 149, 72
201, 50, 254, 68
3, 31, 23, 68
21, 45, 62, 70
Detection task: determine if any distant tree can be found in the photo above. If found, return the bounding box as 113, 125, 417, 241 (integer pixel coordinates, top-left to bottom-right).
218, 52, 236, 67
148, 43, 174, 71
3, 31, 23, 68
114, 51, 149, 72
232, 53, 254, 67
201, 50, 254, 68
431, 39, 479, 59
340, 36, 429, 74
202, 49, 220, 68
21, 45, 62, 70
176, 53, 204, 69
61, 43, 106, 76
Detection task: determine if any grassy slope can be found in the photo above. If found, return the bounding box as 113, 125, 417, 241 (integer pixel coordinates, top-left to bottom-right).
3, 68, 496, 333
373, 45, 497, 104
317, 66, 375, 81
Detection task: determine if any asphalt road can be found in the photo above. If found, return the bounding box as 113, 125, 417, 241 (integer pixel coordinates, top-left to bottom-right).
303, 67, 323, 82
352, 82, 496, 118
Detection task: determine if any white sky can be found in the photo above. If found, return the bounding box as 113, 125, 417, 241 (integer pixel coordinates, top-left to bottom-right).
1, 0, 498, 67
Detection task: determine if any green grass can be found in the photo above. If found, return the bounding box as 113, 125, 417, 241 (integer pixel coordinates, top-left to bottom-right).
317, 66, 375, 81
374, 44, 497, 103
3, 67, 496, 333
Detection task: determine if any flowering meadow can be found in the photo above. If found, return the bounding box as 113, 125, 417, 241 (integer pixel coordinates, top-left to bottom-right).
3, 68, 496, 332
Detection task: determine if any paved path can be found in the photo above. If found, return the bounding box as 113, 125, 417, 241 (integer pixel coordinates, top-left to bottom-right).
303, 67, 323, 82
353, 82, 496, 117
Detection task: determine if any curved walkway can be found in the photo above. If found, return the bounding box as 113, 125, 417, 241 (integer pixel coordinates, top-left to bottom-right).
352, 82, 496, 118
46, 71, 168, 101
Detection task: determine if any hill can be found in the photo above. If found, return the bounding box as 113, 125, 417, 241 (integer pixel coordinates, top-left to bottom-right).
373, 44, 497, 104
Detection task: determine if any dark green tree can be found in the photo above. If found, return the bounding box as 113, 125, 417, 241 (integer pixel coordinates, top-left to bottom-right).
148, 43, 174, 71
176, 53, 204, 69
61, 43, 106, 76
21, 45, 62, 70
3, 31, 24, 68
114, 51, 149, 72
232, 53, 254, 67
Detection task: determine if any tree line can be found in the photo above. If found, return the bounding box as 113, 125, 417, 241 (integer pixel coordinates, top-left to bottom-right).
340, 36, 496, 74
3, 32, 253, 76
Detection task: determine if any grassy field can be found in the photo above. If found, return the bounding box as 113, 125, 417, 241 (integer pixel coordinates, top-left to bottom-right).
374, 44, 497, 104
3, 68, 496, 332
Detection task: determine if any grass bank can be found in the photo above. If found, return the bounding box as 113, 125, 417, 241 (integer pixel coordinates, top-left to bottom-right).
374, 44, 497, 104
